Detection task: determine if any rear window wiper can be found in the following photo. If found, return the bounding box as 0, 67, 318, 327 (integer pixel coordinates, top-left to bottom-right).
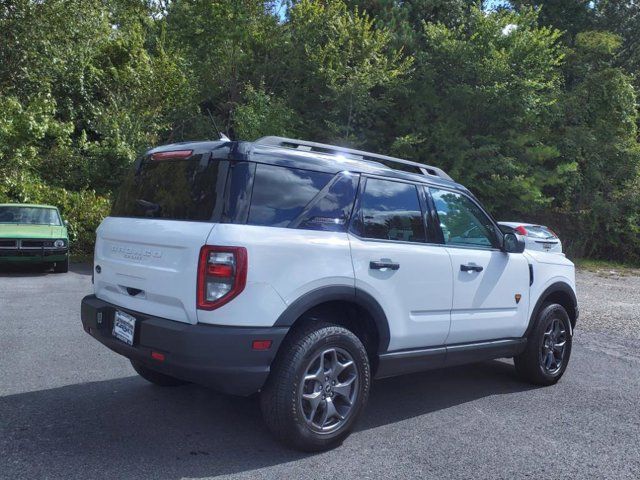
136, 199, 162, 217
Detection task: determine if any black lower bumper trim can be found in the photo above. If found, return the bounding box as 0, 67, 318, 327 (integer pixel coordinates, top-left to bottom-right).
0, 248, 68, 257
81, 295, 288, 396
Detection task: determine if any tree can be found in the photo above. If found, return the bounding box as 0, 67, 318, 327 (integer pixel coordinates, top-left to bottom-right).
553, 31, 640, 259
382, 7, 567, 217
284, 0, 411, 144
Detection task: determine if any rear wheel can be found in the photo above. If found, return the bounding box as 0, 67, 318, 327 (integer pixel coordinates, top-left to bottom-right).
260, 322, 370, 452
514, 303, 572, 385
130, 360, 188, 387
53, 257, 69, 273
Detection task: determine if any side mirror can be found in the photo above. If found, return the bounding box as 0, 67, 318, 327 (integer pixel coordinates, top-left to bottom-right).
63, 220, 70, 228
503, 232, 525, 253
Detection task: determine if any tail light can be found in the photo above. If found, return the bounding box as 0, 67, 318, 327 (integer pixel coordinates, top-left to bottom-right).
514, 226, 528, 236
197, 246, 247, 310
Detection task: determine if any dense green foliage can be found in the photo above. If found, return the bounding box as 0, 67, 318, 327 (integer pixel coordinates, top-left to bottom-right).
1, 0, 639, 261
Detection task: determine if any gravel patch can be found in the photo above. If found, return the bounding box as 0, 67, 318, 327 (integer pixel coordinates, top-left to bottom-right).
576, 268, 640, 339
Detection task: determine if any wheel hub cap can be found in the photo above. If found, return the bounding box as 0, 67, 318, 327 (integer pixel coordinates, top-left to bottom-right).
539, 317, 567, 375
299, 347, 358, 433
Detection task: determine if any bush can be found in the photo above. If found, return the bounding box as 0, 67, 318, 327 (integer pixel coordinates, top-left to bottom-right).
0, 180, 110, 255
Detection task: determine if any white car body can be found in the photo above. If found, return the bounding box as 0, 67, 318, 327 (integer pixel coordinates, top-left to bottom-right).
82, 137, 579, 449
95, 217, 575, 345
498, 221, 563, 254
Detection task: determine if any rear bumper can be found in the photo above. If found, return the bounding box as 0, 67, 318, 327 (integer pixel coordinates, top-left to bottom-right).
81, 295, 288, 396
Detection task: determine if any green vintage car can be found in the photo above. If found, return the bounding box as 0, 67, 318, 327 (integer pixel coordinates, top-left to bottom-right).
0, 203, 69, 273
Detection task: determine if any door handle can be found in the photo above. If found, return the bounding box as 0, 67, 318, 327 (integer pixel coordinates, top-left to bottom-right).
370, 261, 400, 271
460, 264, 483, 273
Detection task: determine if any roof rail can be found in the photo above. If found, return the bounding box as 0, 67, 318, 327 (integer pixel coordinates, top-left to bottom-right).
254, 136, 453, 181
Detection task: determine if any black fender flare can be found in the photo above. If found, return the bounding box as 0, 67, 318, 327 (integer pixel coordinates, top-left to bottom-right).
525, 282, 578, 337
273, 286, 391, 353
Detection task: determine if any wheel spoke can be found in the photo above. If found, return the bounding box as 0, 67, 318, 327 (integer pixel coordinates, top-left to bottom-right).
304, 352, 325, 382
333, 376, 355, 403
302, 391, 323, 423
553, 340, 566, 351
325, 349, 338, 377
545, 351, 554, 369
320, 398, 339, 426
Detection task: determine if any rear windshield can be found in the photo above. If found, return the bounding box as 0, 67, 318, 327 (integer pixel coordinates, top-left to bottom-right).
526, 226, 557, 239
112, 154, 227, 221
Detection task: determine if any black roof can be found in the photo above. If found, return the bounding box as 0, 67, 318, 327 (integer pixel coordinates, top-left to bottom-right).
146, 138, 467, 193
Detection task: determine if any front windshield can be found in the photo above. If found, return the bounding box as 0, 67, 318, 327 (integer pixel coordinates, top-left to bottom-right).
0, 206, 62, 226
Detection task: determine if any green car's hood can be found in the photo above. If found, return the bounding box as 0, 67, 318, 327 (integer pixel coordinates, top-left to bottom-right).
0, 224, 67, 239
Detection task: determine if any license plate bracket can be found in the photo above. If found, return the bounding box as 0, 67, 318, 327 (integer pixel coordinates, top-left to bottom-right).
113, 310, 136, 346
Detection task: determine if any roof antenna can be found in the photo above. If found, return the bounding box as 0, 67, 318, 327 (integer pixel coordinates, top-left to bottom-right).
206, 108, 230, 141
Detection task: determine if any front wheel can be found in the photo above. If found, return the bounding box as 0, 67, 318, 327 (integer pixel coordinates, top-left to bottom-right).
260, 322, 370, 452
514, 303, 572, 385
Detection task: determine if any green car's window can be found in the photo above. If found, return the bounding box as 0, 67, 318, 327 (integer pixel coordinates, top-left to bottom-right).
0, 206, 61, 226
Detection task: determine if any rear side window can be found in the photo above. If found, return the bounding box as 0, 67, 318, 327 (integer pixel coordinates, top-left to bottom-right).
352, 178, 426, 243
290, 173, 359, 232
248, 164, 333, 228
112, 153, 227, 221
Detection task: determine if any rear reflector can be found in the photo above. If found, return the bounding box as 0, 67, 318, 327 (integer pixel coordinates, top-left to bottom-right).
252, 340, 272, 351
151, 150, 193, 161
151, 351, 165, 362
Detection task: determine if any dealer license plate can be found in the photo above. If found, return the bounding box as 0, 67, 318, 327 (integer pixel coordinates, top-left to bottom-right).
113, 310, 136, 346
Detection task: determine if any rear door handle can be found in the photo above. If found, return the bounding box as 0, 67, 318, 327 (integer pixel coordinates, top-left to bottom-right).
460, 264, 483, 273
370, 261, 400, 271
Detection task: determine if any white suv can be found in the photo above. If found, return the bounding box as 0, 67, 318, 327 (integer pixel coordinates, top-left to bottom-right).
81, 136, 578, 451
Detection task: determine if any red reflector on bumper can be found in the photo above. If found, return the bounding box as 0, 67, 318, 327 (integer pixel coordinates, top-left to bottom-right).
151, 351, 165, 362
252, 340, 272, 351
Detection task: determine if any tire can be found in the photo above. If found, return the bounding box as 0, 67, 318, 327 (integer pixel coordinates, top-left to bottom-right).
260, 322, 371, 452
514, 303, 572, 385
130, 360, 188, 387
53, 257, 69, 273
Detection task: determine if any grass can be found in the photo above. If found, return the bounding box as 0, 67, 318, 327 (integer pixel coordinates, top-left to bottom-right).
574, 258, 640, 275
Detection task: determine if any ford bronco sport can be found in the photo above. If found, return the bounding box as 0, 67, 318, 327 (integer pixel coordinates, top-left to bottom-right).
81, 136, 578, 451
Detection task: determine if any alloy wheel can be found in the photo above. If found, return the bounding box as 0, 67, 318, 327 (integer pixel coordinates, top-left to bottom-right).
539, 317, 567, 375
299, 347, 359, 433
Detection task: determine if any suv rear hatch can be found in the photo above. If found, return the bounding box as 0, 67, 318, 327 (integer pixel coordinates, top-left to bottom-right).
94, 144, 233, 324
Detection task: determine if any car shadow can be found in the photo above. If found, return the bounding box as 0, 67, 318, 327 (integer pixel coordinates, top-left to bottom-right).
0, 261, 91, 277
1, 360, 536, 479
0, 263, 50, 277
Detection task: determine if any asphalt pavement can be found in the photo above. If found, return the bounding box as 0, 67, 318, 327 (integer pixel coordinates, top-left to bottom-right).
1, 263, 639, 479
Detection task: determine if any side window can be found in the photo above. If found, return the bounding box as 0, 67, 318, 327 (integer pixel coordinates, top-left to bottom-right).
248, 164, 333, 227
290, 172, 359, 232
353, 178, 426, 243
430, 188, 498, 248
